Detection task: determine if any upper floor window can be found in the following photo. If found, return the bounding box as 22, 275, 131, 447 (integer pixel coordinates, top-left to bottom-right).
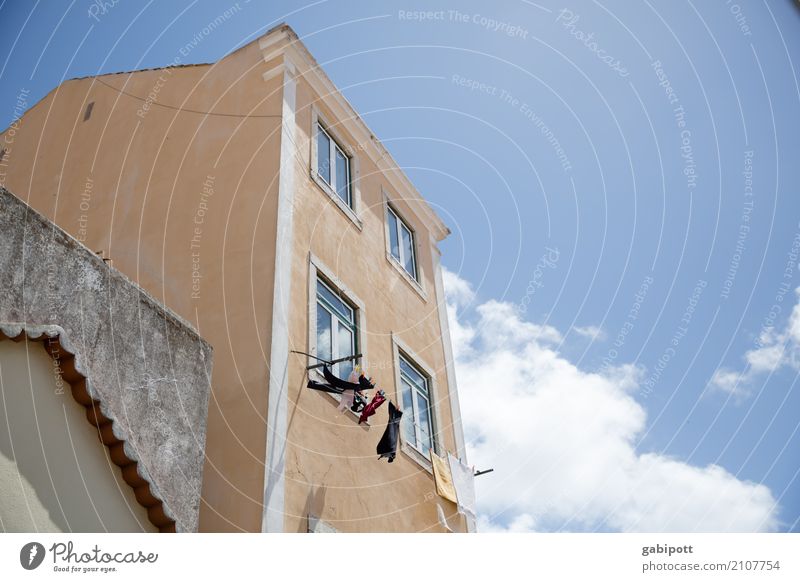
316, 123, 352, 208
398, 354, 434, 454
316, 277, 357, 379
387, 206, 417, 280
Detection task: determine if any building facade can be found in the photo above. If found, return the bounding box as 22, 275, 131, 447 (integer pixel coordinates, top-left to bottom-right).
0, 24, 470, 533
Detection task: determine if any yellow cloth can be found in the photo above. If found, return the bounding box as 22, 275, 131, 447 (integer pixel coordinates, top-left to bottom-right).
430, 451, 458, 504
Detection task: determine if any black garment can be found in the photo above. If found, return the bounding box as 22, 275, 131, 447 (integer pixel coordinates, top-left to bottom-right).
351, 392, 367, 413
376, 401, 403, 463
359, 374, 374, 391
322, 364, 376, 393
308, 368, 368, 413
307, 379, 344, 395
322, 365, 360, 391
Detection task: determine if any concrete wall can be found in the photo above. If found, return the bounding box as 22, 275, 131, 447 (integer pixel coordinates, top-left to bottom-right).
0, 339, 157, 532
0, 187, 213, 532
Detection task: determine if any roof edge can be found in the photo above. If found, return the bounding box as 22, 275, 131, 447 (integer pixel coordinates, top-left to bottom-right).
0, 323, 177, 532
258, 24, 451, 241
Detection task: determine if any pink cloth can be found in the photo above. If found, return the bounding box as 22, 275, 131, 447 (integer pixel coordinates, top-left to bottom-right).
358, 392, 386, 424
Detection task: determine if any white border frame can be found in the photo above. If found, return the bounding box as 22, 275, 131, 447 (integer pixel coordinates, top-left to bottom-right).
310, 107, 362, 229
390, 333, 443, 474
430, 237, 474, 532
263, 55, 298, 533
307, 252, 369, 400
382, 189, 427, 301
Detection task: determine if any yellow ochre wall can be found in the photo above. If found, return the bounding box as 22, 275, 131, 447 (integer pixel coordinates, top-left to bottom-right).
280, 70, 465, 532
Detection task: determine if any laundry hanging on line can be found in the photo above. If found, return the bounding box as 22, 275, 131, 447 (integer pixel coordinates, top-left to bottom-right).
298, 356, 405, 464
430, 450, 458, 505
337, 366, 370, 413
307, 364, 373, 395
448, 453, 477, 520
324, 363, 375, 392
359, 391, 386, 424
376, 401, 402, 462
337, 368, 360, 413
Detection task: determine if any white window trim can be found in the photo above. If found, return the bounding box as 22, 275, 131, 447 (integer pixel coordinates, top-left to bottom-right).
382, 190, 428, 302
382, 190, 427, 301
400, 356, 433, 453
307, 253, 370, 424
316, 277, 356, 377
310, 108, 362, 229
391, 333, 443, 473
387, 205, 418, 279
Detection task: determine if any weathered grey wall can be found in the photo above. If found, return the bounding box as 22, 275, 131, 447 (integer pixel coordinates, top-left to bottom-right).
0, 187, 213, 532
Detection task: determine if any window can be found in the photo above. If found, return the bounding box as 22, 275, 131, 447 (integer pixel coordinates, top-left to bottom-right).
387, 206, 417, 280
316, 277, 357, 379
398, 354, 434, 454
316, 122, 352, 208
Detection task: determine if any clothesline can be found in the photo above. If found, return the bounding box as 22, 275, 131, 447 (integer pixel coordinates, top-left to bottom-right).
292, 350, 491, 482
289, 349, 363, 370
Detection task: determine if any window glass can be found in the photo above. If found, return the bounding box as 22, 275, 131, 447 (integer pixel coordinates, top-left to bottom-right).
337, 321, 354, 379
387, 205, 418, 281
398, 355, 434, 453
416, 391, 433, 452
387, 209, 400, 260
316, 278, 356, 378
316, 307, 332, 363
317, 126, 331, 185
401, 223, 415, 277
316, 122, 353, 210
335, 147, 350, 206
400, 378, 416, 445
317, 280, 353, 323
400, 358, 426, 393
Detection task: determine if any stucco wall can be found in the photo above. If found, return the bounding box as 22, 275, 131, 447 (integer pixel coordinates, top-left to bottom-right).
0, 339, 157, 532
279, 54, 466, 533
0, 187, 213, 532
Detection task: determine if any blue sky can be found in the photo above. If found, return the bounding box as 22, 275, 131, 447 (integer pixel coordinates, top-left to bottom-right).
1, 0, 798, 532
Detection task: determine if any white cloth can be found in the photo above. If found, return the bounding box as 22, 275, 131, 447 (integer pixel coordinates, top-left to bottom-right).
336, 367, 360, 413
337, 390, 354, 412
448, 453, 476, 520
436, 501, 454, 532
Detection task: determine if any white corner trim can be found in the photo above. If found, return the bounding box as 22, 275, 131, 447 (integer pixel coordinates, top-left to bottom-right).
429, 250, 465, 459
430, 240, 474, 532
262, 62, 285, 83
259, 28, 290, 60
263, 56, 297, 533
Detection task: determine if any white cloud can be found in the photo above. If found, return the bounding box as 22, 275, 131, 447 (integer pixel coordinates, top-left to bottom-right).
442, 268, 475, 308
711, 287, 800, 398
573, 325, 606, 341
443, 269, 779, 533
